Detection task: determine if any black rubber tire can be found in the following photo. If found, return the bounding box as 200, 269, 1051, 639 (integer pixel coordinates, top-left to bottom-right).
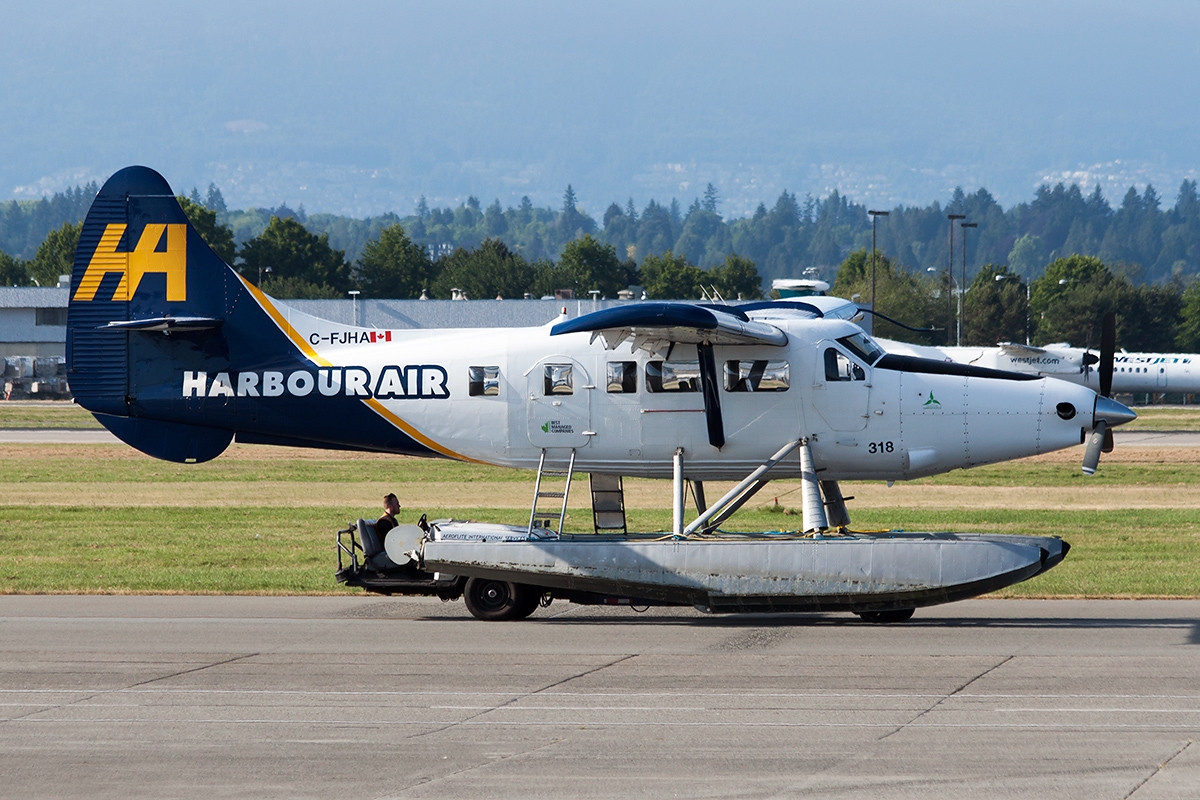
463, 578, 536, 621
513, 587, 543, 619
856, 608, 916, 624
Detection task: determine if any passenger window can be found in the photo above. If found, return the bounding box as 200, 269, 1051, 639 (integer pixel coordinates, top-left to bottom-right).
606, 361, 637, 393
824, 348, 865, 382
724, 360, 790, 392
543, 364, 573, 395
646, 360, 700, 393
468, 366, 500, 396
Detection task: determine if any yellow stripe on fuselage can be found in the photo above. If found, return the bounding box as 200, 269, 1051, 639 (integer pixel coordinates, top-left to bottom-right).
236, 274, 481, 462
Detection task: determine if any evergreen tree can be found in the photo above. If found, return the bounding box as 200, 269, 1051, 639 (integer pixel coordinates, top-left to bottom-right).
177, 195, 236, 264
204, 183, 227, 213
709, 253, 762, 299
554, 235, 632, 297
0, 250, 29, 286
832, 249, 943, 344
432, 238, 538, 300
963, 265, 1028, 345
357, 223, 435, 299
640, 251, 705, 299
239, 216, 351, 294
1030, 255, 1125, 347
29, 221, 81, 287
1176, 281, 1200, 351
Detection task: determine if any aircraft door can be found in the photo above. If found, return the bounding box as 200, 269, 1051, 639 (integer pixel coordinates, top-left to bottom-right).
811, 342, 870, 431
526, 356, 593, 448
1157, 364, 1168, 389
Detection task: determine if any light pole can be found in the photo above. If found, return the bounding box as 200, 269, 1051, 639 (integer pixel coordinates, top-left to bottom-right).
348, 290, 360, 327
258, 265, 272, 285
868, 210, 889, 314
995, 273, 1031, 345
947, 214, 965, 344
959, 221, 977, 345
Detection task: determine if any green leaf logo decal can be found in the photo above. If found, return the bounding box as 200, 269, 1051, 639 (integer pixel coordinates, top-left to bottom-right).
541, 422, 550, 433
923, 391, 942, 409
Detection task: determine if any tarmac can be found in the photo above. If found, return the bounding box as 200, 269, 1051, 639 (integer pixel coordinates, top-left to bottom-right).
1, 596, 1198, 799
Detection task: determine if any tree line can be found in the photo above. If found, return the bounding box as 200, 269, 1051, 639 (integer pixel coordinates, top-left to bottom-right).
833, 250, 1197, 353
8, 177, 1200, 291
2, 197, 763, 305
6, 175, 1200, 352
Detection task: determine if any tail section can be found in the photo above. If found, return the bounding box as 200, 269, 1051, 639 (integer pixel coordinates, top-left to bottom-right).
68, 167, 239, 461
67, 166, 435, 463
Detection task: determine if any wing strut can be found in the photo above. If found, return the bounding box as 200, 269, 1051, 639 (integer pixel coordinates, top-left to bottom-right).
697, 342, 725, 449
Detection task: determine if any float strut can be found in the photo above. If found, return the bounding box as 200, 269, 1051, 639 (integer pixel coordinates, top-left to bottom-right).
820, 479, 852, 529
673, 448, 685, 538
800, 438, 828, 533
683, 439, 802, 536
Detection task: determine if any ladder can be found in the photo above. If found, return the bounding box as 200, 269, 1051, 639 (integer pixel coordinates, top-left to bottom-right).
528, 449, 576, 536
590, 473, 627, 534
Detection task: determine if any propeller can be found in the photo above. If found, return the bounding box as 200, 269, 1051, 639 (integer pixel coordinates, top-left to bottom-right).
1082, 312, 1125, 475
1099, 310, 1115, 399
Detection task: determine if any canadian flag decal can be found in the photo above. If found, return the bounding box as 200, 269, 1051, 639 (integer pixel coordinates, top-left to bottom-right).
369, 331, 393, 343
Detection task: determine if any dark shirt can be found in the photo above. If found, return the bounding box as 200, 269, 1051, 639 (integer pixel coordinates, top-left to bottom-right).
377, 513, 397, 542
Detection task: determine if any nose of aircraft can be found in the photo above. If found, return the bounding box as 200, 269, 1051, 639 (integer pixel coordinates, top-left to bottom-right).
1094, 395, 1137, 427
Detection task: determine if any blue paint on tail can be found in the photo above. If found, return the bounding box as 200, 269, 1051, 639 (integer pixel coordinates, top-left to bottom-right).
67, 166, 435, 463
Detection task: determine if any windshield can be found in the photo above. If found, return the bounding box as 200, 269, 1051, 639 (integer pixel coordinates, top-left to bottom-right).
837, 332, 885, 366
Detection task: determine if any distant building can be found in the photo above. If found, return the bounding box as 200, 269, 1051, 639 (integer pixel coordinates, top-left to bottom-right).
0, 287, 68, 358
0, 287, 70, 398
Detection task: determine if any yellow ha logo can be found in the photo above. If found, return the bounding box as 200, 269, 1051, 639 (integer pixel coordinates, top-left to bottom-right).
73, 223, 187, 302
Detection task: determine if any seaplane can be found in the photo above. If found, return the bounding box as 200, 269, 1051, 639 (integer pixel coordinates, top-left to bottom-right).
66, 167, 1138, 621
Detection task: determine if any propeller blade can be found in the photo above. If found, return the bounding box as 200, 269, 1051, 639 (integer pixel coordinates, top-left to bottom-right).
1099, 311, 1116, 398
1102, 426, 1114, 453
1082, 420, 1107, 476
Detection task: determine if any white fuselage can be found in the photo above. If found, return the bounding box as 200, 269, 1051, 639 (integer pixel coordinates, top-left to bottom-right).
254, 300, 1102, 482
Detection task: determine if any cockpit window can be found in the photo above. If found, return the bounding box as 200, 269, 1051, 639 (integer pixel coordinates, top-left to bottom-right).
825, 348, 866, 382
837, 332, 884, 365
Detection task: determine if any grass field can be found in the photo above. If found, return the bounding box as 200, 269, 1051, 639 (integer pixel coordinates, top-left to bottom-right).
5, 400, 1200, 431
1, 401, 1198, 598
0, 402, 103, 429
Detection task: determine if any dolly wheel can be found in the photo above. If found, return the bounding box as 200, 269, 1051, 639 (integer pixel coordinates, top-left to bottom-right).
463, 578, 537, 621
856, 608, 916, 624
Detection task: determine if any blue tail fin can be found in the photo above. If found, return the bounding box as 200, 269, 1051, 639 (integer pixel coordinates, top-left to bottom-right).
68, 167, 240, 461
67, 166, 436, 464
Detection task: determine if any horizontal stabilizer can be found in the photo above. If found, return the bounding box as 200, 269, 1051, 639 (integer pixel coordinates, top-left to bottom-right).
102, 316, 223, 332
551, 302, 787, 354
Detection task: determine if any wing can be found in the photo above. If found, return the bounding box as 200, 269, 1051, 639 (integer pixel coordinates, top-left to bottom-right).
550, 302, 788, 356
550, 302, 793, 451
996, 342, 1049, 356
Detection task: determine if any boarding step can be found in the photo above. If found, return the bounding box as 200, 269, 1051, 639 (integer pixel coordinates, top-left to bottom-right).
590, 473, 627, 534
527, 449, 577, 536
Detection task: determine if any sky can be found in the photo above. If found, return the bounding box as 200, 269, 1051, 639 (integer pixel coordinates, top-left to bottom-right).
3, 1, 1200, 217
